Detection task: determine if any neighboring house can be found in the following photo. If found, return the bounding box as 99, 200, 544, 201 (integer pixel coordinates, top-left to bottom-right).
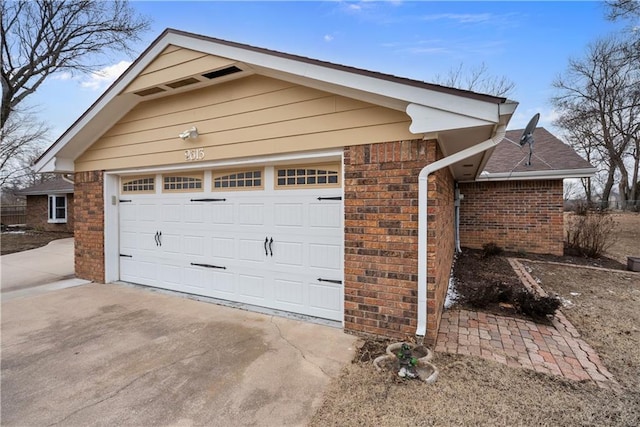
32, 29, 594, 345
459, 127, 595, 255
15, 177, 74, 233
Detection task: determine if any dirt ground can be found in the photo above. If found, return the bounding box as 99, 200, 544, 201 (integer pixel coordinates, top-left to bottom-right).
0, 229, 73, 255
312, 212, 640, 426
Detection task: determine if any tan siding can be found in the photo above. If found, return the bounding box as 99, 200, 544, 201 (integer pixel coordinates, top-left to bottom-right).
123, 46, 236, 94
76, 75, 414, 172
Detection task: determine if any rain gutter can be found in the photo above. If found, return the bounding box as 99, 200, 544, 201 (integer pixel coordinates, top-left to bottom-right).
415, 125, 507, 342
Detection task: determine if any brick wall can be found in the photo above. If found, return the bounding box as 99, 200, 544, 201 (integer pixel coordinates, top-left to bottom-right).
344, 139, 455, 344
25, 194, 74, 232
74, 171, 105, 282
459, 180, 564, 256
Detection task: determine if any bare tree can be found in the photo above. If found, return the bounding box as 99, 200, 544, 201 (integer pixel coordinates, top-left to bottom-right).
1, 0, 150, 129
0, 109, 49, 188
433, 62, 516, 98
552, 36, 640, 209
606, 0, 640, 21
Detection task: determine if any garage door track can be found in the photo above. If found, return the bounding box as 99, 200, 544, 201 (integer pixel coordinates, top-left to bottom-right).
1, 284, 357, 426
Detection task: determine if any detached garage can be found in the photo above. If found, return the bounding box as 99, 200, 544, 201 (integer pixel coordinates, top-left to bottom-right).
35, 29, 521, 344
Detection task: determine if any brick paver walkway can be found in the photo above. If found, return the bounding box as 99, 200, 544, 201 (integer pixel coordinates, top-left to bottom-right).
435, 259, 619, 391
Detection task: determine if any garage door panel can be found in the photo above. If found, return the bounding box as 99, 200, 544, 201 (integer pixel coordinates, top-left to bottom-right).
211, 236, 235, 259
238, 238, 268, 263
138, 203, 159, 221
161, 233, 182, 254
161, 203, 183, 222
182, 267, 207, 291
272, 240, 303, 267
274, 203, 304, 228
238, 274, 265, 299
309, 204, 341, 229
238, 203, 266, 226
274, 278, 304, 307
208, 270, 235, 294
139, 231, 160, 251
308, 281, 342, 320
183, 204, 205, 223
309, 243, 342, 270
119, 166, 343, 323
183, 235, 205, 256
158, 264, 182, 289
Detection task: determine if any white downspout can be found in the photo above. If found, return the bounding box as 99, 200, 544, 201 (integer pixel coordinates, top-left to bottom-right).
416, 125, 506, 342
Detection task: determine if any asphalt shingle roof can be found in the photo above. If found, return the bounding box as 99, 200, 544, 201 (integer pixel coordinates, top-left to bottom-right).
484, 127, 594, 174
15, 177, 73, 195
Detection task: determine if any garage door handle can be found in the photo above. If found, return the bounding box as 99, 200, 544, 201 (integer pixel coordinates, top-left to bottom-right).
269, 238, 274, 256
154, 231, 159, 246
264, 237, 269, 256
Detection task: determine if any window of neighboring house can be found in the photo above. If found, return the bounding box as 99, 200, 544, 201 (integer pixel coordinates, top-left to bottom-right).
48, 195, 67, 223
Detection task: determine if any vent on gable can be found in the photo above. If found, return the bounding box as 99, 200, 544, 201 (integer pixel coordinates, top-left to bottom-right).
202, 66, 242, 80
166, 77, 200, 89
134, 87, 166, 97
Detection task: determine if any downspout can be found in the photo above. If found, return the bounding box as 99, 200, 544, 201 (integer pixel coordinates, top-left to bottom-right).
455, 183, 462, 253
416, 125, 506, 342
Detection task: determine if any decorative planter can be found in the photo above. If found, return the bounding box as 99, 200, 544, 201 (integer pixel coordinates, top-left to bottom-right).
628, 257, 640, 272
373, 342, 439, 384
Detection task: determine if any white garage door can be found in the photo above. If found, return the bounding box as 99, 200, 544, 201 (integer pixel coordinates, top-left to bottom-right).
118, 166, 344, 321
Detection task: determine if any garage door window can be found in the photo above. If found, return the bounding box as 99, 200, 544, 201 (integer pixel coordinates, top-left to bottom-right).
275, 164, 340, 188
122, 176, 155, 194
163, 172, 204, 192
213, 169, 263, 190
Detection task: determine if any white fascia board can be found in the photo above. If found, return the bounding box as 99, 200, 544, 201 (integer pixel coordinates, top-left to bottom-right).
406, 103, 494, 134
170, 33, 503, 123
472, 167, 598, 182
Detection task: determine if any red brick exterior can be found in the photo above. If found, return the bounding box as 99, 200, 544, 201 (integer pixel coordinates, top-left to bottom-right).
74, 171, 105, 283
25, 194, 74, 232
459, 180, 564, 256
343, 139, 455, 345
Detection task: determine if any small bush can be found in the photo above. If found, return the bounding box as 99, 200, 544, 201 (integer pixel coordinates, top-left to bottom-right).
482, 242, 503, 258
565, 211, 617, 257
460, 281, 514, 308
515, 291, 561, 319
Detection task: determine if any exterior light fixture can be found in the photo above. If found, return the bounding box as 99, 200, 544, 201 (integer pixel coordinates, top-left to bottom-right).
179, 126, 198, 140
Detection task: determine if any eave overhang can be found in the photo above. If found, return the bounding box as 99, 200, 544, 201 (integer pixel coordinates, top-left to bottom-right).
33, 28, 516, 175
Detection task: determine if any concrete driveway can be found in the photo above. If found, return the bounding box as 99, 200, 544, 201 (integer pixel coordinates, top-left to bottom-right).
1, 237, 75, 292
1, 283, 358, 426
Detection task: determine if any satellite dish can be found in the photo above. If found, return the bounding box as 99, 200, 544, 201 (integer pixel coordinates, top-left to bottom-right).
519, 113, 540, 166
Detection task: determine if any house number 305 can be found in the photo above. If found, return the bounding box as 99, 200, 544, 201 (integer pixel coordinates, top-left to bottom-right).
184, 148, 205, 162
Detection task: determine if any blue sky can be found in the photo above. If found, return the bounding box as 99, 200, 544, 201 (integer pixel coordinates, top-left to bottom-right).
32, 1, 627, 143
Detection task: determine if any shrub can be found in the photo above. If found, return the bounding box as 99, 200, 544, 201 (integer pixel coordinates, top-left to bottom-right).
515, 291, 561, 319
565, 211, 617, 257
482, 242, 503, 258
460, 281, 513, 308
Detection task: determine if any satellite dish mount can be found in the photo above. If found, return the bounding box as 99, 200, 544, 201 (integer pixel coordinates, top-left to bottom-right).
519, 113, 540, 166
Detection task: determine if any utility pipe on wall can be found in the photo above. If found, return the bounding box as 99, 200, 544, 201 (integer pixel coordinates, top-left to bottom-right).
415, 125, 507, 342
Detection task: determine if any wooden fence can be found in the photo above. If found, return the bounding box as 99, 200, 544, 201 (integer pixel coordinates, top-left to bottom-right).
1, 204, 27, 225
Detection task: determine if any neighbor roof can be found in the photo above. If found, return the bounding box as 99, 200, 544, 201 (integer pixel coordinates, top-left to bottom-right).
476, 127, 596, 181
15, 177, 74, 195
33, 28, 516, 174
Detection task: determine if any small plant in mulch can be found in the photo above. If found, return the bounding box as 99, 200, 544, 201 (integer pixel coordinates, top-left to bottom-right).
482, 242, 504, 258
